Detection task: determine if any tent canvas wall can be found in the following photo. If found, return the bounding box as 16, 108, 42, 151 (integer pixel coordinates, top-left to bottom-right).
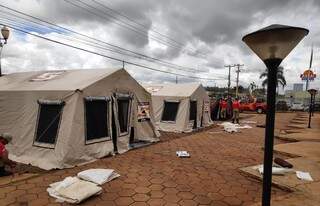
144, 83, 212, 133
0, 68, 159, 170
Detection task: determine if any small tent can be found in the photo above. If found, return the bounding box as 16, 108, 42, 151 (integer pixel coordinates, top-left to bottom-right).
144, 83, 212, 133
0, 68, 159, 170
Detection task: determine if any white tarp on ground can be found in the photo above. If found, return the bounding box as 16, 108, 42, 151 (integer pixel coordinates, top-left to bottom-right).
144, 83, 212, 133
218, 122, 252, 133
0, 68, 160, 170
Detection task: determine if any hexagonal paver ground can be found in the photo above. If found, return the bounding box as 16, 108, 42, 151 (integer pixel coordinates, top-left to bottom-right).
0, 113, 294, 206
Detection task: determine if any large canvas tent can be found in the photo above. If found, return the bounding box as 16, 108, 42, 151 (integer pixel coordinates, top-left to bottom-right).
144, 83, 212, 133
0, 68, 159, 170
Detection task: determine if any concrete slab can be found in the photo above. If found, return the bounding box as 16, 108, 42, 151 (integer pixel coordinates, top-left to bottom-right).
281, 128, 320, 134
293, 117, 308, 121
280, 129, 303, 134
239, 157, 320, 192
274, 142, 320, 161
290, 120, 307, 124
276, 132, 320, 142
287, 124, 306, 129
296, 113, 309, 117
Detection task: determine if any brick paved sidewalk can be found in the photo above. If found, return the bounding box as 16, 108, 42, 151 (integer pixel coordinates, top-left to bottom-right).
0, 113, 291, 206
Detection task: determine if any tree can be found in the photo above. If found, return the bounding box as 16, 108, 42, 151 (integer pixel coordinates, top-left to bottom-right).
233, 85, 245, 93
249, 82, 257, 95
259, 66, 287, 89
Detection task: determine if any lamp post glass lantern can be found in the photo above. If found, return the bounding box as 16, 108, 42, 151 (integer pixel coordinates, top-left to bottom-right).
242, 24, 308, 206
1, 26, 10, 43
0, 25, 10, 77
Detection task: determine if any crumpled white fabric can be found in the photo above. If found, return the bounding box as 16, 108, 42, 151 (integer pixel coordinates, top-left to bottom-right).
77, 169, 120, 185
296, 171, 313, 181
47, 177, 102, 204
257, 165, 294, 175
218, 122, 252, 133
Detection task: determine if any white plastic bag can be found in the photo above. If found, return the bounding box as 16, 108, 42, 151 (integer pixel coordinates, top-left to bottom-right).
296, 171, 313, 181
176, 151, 190, 158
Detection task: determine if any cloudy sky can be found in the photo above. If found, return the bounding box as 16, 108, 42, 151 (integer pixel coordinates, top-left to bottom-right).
0, 0, 319, 91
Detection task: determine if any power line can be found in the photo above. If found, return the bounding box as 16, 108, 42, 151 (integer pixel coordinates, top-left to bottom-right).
64, 0, 185, 52
0, 4, 210, 74
2, 23, 226, 81
89, 0, 207, 57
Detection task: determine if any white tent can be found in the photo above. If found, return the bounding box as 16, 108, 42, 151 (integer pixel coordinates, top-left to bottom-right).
144, 83, 212, 133
0, 68, 159, 170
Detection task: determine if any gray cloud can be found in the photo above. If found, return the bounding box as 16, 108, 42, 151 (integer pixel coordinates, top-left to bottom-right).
0, 0, 319, 89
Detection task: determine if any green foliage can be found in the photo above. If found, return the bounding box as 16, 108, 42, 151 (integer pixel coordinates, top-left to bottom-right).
259, 66, 287, 88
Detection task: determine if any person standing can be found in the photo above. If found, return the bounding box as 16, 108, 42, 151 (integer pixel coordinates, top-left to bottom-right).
220, 98, 227, 120
0, 133, 16, 177
232, 98, 240, 123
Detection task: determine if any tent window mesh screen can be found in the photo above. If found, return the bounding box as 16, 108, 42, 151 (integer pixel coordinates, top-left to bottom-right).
35, 103, 63, 144
162, 101, 179, 121
85, 99, 109, 141
117, 99, 130, 133
189, 101, 197, 120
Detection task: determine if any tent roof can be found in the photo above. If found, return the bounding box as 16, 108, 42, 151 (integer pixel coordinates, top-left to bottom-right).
0, 68, 121, 91
143, 83, 202, 97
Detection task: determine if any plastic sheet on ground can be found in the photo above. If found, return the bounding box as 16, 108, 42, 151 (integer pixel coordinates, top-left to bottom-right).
77, 169, 120, 185
296, 171, 313, 181
47, 177, 102, 204
176, 151, 190, 158
256, 165, 294, 175
218, 122, 252, 133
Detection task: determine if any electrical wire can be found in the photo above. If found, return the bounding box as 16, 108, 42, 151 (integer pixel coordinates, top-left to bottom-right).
1, 23, 227, 81
0, 4, 212, 74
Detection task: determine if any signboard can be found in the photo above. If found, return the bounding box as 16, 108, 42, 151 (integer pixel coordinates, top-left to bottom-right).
137, 102, 151, 122
300, 69, 316, 81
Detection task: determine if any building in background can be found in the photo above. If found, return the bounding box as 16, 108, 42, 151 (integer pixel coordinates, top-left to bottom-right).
293, 83, 304, 92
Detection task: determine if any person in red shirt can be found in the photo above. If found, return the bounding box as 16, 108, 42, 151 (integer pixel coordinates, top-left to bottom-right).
0, 133, 15, 177
220, 98, 228, 119
232, 98, 240, 123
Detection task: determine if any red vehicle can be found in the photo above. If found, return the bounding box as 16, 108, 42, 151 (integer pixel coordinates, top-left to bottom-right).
239, 97, 267, 114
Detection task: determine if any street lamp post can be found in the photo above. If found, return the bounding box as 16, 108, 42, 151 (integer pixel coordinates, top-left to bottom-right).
242, 24, 309, 206
0, 26, 10, 77
307, 89, 317, 128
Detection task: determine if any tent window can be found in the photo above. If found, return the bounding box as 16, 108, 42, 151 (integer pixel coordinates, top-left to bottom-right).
189, 101, 197, 120
34, 100, 64, 147
162, 101, 179, 122
85, 98, 110, 142
117, 99, 130, 134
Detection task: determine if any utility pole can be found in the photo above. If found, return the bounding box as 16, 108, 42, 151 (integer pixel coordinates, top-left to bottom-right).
224, 64, 235, 96
235, 64, 244, 98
